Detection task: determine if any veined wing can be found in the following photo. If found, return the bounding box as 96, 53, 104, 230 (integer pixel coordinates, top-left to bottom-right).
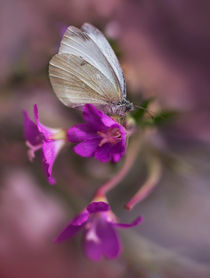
81, 23, 126, 98
58, 25, 122, 102
49, 53, 120, 107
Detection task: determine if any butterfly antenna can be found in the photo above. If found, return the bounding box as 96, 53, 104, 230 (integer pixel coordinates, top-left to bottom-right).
134, 104, 155, 119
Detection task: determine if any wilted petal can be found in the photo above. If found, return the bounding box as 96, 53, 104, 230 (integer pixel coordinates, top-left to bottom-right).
73, 139, 100, 157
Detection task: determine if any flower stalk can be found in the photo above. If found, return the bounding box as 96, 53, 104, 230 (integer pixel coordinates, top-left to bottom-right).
125, 155, 162, 210
95, 130, 145, 197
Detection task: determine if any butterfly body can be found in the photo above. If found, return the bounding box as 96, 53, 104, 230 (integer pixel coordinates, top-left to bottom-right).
49, 23, 131, 117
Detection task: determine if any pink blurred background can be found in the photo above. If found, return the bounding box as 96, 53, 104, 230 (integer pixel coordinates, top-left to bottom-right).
0, 0, 210, 277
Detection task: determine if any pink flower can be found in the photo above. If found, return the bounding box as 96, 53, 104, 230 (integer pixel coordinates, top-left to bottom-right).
67, 104, 126, 163
23, 104, 66, 184
54, 201, 142, 261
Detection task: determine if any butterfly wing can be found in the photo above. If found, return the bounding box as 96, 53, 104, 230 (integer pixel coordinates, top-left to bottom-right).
49, 53, 120, 107
49, 24, 125, 108
81, 23, 126, 98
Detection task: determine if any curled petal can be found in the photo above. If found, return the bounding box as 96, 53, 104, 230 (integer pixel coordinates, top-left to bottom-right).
87, 202, 110, 214
113, 216, 143, 229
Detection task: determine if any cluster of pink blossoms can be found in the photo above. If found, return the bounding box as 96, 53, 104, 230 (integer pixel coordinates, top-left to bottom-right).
23, 103, 142, 261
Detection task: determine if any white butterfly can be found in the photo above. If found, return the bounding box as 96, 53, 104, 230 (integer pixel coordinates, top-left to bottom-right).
49, 23, 132, 116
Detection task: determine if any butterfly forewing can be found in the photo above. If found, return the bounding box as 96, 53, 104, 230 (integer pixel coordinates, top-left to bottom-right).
58, 26, 122, 101
81, 23, 126, 98
49, 54, 120, 107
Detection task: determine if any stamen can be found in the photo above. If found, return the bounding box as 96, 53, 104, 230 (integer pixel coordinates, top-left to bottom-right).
97, 127, 121, 147
26, 141, 42, 162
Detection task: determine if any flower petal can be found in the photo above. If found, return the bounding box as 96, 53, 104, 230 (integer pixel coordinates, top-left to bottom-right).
23, 110, 41, 146
87, 202, 110, 214
41, 139, 65, 185
73, 138, 100, 157
71, 210, 90, 226
111, 143, 126, 162
84, 218, 121, 261
83, 104, 115, 130
54, 211, 89, 243
94, 144, 112, 162
98, 220, 121, 260
113, 216, 143, 228
33, 104, 60, 140
67, 124, 97, 143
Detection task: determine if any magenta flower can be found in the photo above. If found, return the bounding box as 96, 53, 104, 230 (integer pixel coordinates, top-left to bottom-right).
54, 201, 142, 261
67, 104, 126, 163
23, 104, 66, 184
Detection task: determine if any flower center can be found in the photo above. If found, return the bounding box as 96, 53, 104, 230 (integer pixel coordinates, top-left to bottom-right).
48, 129, 67, 141
97, 127, 121, 147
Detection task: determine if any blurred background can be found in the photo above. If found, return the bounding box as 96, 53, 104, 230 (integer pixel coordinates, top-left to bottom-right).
0, 0, 210, 277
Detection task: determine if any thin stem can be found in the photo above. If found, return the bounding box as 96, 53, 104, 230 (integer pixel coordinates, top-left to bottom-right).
125, 155, 162, 210
95, 130, 145, 197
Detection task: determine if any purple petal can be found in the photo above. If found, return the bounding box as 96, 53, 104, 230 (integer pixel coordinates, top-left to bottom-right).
41, 139, 65, 185
83, 104, 115, 130
73, 138, 100, 157
94, 144, 112, 162
110, 124, 126, 162
97, 220, 121, 259
33, 104, 59, 140
111, 152, 122, 163
87, 202, 110, 214
83, 239, 103, 261
84, 218, 121, 261
67, 124, 97, 143
71, 210, 90, 226
23, 110, 42, 146
111, 142, 126, 163
54, 211, 89, 243
113, 216, 143, 228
